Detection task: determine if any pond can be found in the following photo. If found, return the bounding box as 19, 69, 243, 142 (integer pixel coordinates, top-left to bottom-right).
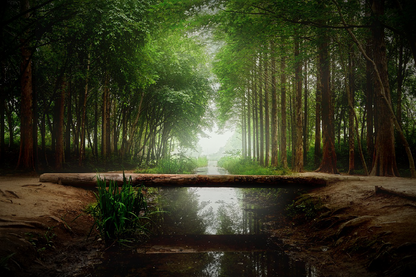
88, 161, 317, 276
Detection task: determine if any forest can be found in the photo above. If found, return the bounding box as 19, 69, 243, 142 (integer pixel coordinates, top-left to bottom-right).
1, 0, 416, 177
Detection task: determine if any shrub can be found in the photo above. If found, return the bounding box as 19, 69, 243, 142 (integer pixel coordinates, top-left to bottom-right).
91, 174, 149, 244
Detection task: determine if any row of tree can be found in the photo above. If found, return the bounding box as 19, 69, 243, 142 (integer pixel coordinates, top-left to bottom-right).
211, 0, 416, 177
1, 0, 213, 171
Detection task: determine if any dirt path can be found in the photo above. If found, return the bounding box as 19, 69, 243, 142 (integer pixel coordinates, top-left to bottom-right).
0, 175, 99, 276
1, 173, 416, 276
272, 172, 416, 276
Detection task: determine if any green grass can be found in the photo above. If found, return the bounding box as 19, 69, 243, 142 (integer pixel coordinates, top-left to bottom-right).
136, 154, 206, 174
218, 156, 291, 175
89, 174, 149, 244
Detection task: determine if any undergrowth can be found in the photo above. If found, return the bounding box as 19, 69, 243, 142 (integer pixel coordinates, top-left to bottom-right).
218, 156, 291, 175
136, 154, 207, 174
89, 174, 150, 245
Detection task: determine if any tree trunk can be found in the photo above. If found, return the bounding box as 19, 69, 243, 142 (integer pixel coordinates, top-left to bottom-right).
122, 90, 145, 155
242, 96, 247, 159
271, 42, 278, 167
16, 0, 34, 171
247, 85, 252, 159
254, 68, 259, 162
102, 74, 110, 160
280, 55, 288, 169
65, 82, 72, 161
365, 38, 374, 165
55, 78, 66, 170
348, 49, 355, 175
303, 59, 308, 166
94, 90, 98, 159
316, 30, 338, 174
259, 55, 264, 166
79, 51, 90, 166
264, 51, 270, 167
293, 35, 303, 172
314, 55, 321, 168
396, 38, 405, 127
252, 71, 257, 161
369, 0, 399, 177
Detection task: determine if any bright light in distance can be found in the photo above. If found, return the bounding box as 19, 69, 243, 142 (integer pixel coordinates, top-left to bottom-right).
198, 126, 234, 155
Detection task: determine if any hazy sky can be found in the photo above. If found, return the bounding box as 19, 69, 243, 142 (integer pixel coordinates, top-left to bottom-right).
198, 126, 234, 155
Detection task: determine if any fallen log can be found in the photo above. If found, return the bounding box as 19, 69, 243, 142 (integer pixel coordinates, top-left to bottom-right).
39, 173, 328, 189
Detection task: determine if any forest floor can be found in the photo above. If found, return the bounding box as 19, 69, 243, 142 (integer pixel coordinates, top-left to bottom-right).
0, 172, 416, 276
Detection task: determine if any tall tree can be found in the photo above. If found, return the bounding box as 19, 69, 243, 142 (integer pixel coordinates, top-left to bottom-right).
16, 0, 34, 171
369, 0, 399, 176
316, 28, 338, 174
293, 33, 303, 172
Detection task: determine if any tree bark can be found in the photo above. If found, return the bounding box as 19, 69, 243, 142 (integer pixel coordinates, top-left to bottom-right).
16, 0, 34, 171
264, 51, 270, 167
271, 42, 278, 167
55, 78, 66, 170
347, 49, 355, 175
65, 82, 72, 161
280, 55, 288, 169
316, 29, 338, 174
247, 85, 252, 159
293, 34, 303, 172
303, 59, 308, 166
315, 55, 321, 168
79, 50, 90, 166
259, 54, 264, 166
369, 0, 399, 176
365, 38, 374, 166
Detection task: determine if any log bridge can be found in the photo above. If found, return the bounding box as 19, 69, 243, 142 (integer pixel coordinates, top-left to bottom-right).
39, 173, 328, 189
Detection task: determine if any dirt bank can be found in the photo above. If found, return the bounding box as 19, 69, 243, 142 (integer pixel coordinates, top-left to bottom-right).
271, 172, 416, 276
0, 174, 100, 276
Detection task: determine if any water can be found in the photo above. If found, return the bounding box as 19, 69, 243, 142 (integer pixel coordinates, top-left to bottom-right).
88, 161, 316, 276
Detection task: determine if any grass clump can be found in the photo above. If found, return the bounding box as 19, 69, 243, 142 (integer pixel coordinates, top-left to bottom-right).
218, 156, 291, 175
90, 175, 149, 244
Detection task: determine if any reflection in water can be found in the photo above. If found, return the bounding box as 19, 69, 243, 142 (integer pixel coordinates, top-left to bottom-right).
88, 161, 316, 276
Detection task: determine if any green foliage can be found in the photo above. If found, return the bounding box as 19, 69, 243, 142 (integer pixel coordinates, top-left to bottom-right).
90, 175, 149, 244
153, 155, 197, 174
196, 156, 208, 167
218, 156, 290, 175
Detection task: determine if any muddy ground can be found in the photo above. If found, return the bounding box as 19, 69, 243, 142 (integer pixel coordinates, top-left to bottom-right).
0, 172, 415, 276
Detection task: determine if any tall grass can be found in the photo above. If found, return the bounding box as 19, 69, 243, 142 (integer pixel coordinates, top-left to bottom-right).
91, 175, 149, 244
218, 156, 290, 175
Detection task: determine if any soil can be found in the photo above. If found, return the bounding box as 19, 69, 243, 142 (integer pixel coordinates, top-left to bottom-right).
272, 172, 416, 276
0, 174, 101, 276
1, 172, 416, 276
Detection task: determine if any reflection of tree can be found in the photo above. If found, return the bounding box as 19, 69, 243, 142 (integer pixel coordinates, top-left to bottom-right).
157, 188, 208, 235
216, 201, 243, 235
